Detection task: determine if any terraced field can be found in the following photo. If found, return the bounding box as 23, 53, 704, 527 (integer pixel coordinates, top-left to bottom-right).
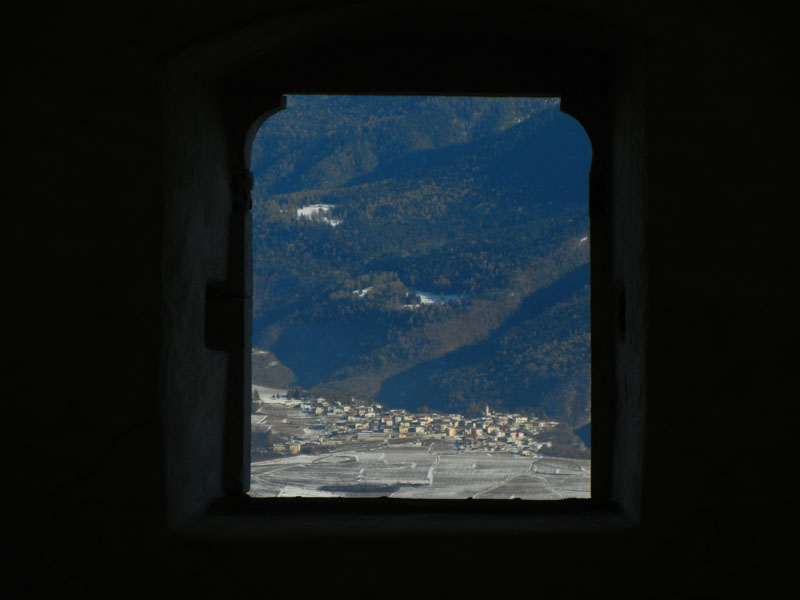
250, 445, 590, 499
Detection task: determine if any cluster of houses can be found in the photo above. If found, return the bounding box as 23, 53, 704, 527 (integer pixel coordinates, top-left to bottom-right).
264, 392, 557, 456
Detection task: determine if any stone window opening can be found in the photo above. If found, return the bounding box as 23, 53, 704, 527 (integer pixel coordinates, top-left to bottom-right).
160, 19, 646, 538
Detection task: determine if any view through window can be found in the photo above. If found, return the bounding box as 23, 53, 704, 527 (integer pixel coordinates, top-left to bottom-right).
249, 95, 591, 499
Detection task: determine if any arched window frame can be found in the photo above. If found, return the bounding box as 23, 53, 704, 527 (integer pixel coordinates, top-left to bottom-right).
160, 9, 647, 539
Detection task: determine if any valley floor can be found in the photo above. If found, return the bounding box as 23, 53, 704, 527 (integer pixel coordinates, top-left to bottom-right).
250, 445, 590, 499
250, 386, 590, 499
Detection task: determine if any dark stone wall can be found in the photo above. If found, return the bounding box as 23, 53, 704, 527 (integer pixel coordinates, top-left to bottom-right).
6, 1, 792, 597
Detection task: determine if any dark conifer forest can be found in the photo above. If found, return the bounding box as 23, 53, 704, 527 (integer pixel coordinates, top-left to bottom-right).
250, 96, 591, 431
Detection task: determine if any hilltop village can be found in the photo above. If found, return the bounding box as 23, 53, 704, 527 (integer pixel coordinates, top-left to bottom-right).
253, 387, 560, 457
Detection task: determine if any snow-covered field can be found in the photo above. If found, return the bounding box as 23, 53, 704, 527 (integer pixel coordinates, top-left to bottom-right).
352, 287, 462, 306
413, 291, 463, 305
252, 386, 290, 404
296, 204, 342, 226
250, 444, 590, 500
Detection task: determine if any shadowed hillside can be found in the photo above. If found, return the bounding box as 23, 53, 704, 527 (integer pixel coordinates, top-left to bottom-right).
250, 95, 591, 430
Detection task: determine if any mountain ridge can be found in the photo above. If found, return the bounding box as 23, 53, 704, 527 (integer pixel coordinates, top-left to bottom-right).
249, 95, 591, 431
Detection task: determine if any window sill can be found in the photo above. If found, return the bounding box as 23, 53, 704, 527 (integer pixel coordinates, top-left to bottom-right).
173, 496, 639, 542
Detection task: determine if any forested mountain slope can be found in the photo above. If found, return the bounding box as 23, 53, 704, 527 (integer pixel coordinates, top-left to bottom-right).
250, 95, 591, 429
